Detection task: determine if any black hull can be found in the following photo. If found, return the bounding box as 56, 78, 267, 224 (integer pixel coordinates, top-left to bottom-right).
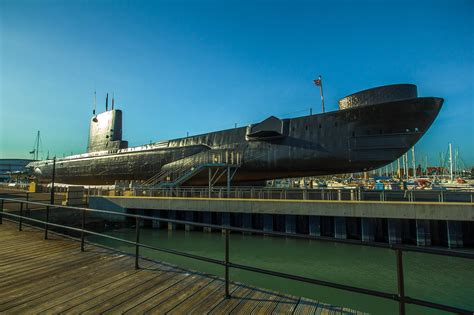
29, 95, 443, 186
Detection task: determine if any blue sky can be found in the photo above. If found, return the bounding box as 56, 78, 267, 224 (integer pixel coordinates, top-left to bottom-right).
1, 0, 473, 166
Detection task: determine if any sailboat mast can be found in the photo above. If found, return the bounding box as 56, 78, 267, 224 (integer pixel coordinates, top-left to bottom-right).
412, 146, 416, 179
454, 147, 459, 177
425, 156, 428, 177
449, 143, 453, 181
36, 131, 40, 160
407, 153, 410, 179
397, 158, 401, 179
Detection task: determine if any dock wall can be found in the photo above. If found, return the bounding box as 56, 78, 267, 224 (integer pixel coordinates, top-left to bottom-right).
88, 196, 474, 248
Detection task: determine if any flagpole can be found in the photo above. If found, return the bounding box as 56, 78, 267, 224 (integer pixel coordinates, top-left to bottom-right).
313, 75, 325, 113
319, 75, 325, 113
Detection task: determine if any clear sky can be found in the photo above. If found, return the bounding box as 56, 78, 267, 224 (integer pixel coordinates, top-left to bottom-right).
1, 0, 473, 166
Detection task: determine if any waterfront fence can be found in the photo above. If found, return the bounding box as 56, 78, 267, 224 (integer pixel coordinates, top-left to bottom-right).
2, 182, 473, 203
0, 196, 473, 315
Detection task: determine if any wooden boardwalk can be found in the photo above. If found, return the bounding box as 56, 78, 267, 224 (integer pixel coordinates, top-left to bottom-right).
0, 220, 363, 314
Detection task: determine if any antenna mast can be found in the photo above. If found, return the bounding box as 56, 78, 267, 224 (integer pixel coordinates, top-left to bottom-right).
93, 91, 96, 115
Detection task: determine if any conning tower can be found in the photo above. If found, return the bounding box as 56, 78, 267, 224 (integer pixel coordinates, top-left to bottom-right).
87, 94, 128, 152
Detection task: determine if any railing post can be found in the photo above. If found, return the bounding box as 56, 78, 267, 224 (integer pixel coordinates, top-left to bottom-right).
225, 228, 230, 298
44, 206, 50, 239
50, 157, 56, 205
135, 216, 140, 269
0, 199, 3, 224
81, 208, 86, 252
396, 248, 406, 315
26, 192, 29, 213
19, 202, 23, 231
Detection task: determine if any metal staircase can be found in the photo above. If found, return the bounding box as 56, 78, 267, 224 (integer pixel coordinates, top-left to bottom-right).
142, 149, 242, 188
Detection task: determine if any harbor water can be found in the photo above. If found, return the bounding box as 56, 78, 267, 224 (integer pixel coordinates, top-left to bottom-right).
88, 228, 474, 314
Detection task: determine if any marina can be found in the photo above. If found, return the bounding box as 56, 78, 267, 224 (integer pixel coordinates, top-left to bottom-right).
2, 2, 473, 313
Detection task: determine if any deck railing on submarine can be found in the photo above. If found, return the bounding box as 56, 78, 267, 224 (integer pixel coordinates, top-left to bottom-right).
1, 197, 473, 315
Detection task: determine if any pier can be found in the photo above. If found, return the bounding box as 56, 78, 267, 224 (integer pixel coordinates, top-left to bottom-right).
0, 220, 357, 314
1, 195, 473, 314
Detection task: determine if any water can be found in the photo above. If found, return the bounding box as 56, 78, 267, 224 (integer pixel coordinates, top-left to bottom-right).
88, 228, 474, 314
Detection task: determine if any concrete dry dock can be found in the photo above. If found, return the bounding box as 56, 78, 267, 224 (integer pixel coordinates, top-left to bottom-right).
0, 220, 362, 314
89, 196, 474, 248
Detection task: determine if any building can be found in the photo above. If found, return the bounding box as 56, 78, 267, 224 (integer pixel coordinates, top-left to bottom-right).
0, 159, 33, 182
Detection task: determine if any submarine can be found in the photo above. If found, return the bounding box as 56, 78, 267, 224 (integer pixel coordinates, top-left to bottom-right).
28, 84, 443, 186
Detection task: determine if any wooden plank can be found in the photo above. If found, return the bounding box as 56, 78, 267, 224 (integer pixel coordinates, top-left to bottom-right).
36, 260, 158, 314
0, 253, 129, 295
6, 264, 159, 313
0, 238, 70, 251
0, 245, 112, 276
0, 216, 363, 315
0, 243, 81, 268
0, 256, 131, 312
0, 233, 66, 245
80, 268, 180, 314
250, 290, 285, 314
147, 276, 216, 314
102, 271, 191, 315
208, 285, 255, 314
167, 278, 227, 314
272, 295, 300, 314
123, 274, 201, 314
293, 297, 319, 315
0, 255, 130, 303
36, 262, 162, 314
0, 252, 97, 287
0, 250, 100, 286
182, 283, 241, 314
230, 287, 272, 314
314, 301, 342, 315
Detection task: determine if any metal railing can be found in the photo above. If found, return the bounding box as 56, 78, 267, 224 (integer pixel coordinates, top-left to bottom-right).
142, 149, 243, 187
3, 183, 473, 203
83, 186, 474, 203
0, 197, 472, 314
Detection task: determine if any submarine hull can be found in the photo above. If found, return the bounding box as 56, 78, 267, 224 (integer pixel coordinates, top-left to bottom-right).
28, 89, 443, 186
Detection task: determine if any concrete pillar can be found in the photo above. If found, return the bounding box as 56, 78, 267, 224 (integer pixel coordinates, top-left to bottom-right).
285, 215, 296, 234
222, 212, 230, 233
334, 217, 347, 239
168, 210, 176, 230
350, 189, 355, 201
242, 213, 252, 234
185, 211, 194, 231
263, 214, 273, 233
388, 219, 402, 244
447, 221, 463, 248
416, 219, 431, 246
152, 210, 161, 229
203, 211, 212, 232
136, 210, 145, 227
361, 218, 375, 242
62, 186, 84, 206
308, 216, 321, 236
